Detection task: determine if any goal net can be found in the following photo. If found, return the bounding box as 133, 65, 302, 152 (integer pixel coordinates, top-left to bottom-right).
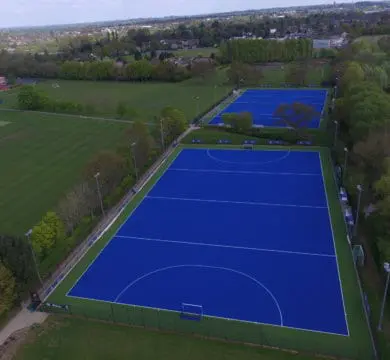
241, 144, 254, 150
181, 303, 203, 321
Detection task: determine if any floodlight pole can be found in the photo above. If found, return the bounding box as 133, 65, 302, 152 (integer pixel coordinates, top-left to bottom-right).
333, 120, 339, 148
25, 229, 43, 286
94, 172, 105, 217
343, 147, 349, 184
353, 184, 363, 237
194, 96, 200, 116
160, 117, 165, 151
378, 262, 390, 331
131, 142, 139, 181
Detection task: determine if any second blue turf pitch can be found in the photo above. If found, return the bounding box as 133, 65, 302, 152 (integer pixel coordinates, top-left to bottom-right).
210, 88, 328, 128
67, 148, 348, 336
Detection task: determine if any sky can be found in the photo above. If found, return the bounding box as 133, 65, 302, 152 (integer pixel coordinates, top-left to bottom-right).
1, 0, 363, 28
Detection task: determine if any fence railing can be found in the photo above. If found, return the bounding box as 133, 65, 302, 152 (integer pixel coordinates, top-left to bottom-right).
329, 152, 378, 360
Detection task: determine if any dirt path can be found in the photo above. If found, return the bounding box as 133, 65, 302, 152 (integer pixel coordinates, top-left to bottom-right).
0, 308, 47, 347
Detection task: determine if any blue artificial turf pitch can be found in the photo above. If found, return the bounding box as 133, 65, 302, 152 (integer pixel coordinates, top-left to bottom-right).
68, 148, 348, 336
210, 88, 328, 128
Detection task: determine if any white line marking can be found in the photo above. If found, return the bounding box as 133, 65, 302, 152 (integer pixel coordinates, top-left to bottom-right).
115, 235, 336, 258
318, 152, 350, 336
114, 264, 284, 326
169, 168, 321, 176
182, 303, 203, 308
206, 148, 291, 165
65, 149, 184, 297
66, 293, 349, 337
146, 195, 328, 209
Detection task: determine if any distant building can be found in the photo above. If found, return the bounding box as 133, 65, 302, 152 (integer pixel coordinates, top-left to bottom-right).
0, 76, 9, 91
313, 39, 331, 49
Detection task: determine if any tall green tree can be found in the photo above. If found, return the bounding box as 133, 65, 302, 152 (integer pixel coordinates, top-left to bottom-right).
126, 120, 155, 172
31, 212, 65, 258
0, 235, 35, 293
17, 85, 49, 110
0, 262, 16, 315
83, 150, 127, 198
160, 107, 187, 145
274, 102, 318, 138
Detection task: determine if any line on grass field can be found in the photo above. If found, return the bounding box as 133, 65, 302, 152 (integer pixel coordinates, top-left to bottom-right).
206, 148, 291, 165
317, 152, 350, 336
146, 195, 327, 209
115, 235, 336, 258
113, 263, 284, 325
169, 168, 321, 176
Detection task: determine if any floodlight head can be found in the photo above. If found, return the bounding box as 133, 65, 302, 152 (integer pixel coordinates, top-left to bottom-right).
357, 184, 363, 192
344, 147, 348, 152
334, 120, 338, 125
384, 262, 390, 272
94, 172, 100, 178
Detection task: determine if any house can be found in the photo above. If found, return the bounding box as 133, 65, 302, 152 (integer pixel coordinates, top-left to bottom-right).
0, 76, 9, 91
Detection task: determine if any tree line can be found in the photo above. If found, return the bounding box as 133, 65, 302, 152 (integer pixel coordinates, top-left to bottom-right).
219, 39, 313, 63
331, 38, 390, 266
0, 51, 217, 84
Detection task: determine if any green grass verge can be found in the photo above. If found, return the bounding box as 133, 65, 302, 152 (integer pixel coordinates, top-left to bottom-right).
254, 61, 331, 87
14, 316, 318, 360
44, 145, 373, 359
181, 127, 332, 147
0, 70, 231, 122
173, 47, 217, 57
0, 111, 129, 235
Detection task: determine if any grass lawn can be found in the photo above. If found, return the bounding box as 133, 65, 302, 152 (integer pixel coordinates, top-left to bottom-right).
45, 144, 373, 360
353, 35, 385, 44
14, 316, 317, 360
258, 61, 331, 86
174, 47, 217, 57
0, 69, 231, 122
0, 111, 130, 236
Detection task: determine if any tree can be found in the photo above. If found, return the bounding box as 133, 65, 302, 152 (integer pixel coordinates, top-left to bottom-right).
352, 131, 390, 183
83, 150, 127, 198
190, 59, 216, 80
31, 212, 65, 258
222, 112, 253, 132
339, 61, 365, 93
285, 62, 307, 86
227, 62, 263, 86
274, 102, 318, 137
0, 262, 16, 315
17, 85, 49, 110
116, 101, 127, 118
0, 234, 35, 293
126, 121, 155, 172
57, 182, 97, 233
134, 51, 142, 61
160, 107, 187, 145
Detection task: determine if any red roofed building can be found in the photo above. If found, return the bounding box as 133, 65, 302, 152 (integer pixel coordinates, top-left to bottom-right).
0, 76, 9, 91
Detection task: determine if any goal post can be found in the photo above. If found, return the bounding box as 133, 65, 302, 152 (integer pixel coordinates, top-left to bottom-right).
181, 303, 203, 321
241, 144, 254, 150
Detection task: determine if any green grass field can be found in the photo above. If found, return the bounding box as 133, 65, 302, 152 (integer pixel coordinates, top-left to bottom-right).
353, 35, 385, 44
174, 47, 217, 57
0, 70, 231, 121
43, 144, 373, 360
258, 61, 331, 86
15, 316, 318, 360
0, 111, 129, 235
